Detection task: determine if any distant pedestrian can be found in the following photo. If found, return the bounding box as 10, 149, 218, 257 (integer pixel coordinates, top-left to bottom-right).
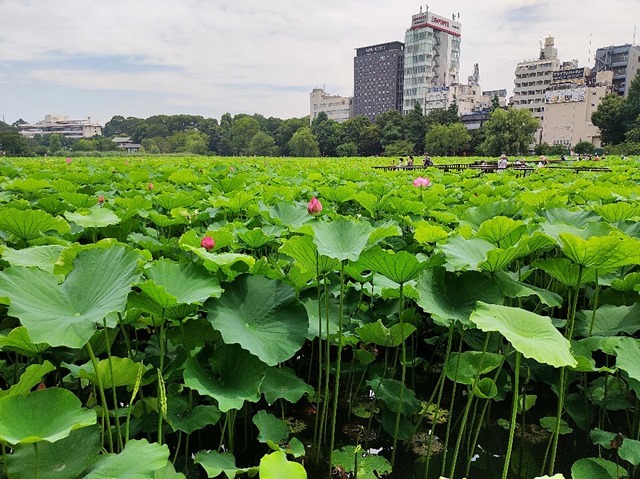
537, 155, 549, 168
423, 153, 433, 167
498, 154, 508, 170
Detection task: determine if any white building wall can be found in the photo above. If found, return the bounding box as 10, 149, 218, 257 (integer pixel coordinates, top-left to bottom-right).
309, 88, 352, 124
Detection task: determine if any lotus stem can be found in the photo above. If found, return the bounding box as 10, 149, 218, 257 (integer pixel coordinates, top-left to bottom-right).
86, 341, 114, 453
502, 350, 521, 479
328, 261, 346, 475
103, 318, 123, 451
34, 442, 40, 479
441, 330, 465, 477
391, 282, 406, 466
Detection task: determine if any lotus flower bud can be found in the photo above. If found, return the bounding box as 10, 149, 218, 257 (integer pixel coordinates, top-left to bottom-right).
307, 197, 323, 215
201, 236, 215, 251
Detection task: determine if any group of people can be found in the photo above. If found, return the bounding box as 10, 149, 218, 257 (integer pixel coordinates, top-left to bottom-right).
495, 153, 549, 169
395, 154, 433, 169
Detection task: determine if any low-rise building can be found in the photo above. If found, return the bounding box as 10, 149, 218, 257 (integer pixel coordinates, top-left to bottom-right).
541, 70, 614, 148
18, 114, 102, 139
309, 88, 353, 124
112, 136, 142, 153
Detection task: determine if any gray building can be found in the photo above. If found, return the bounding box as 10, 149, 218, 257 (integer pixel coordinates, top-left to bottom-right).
593, 44, 640, 96
353, 41, 404, 121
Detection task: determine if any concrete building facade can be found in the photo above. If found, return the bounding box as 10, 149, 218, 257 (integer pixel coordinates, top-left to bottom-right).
18, 114, 102, 139
593, 44, 640, 96
541, 71, 614, 148
512, 36, 562, 123
309, 88, 353, 124
402, 8, 461, 114
353, 41, 404, 121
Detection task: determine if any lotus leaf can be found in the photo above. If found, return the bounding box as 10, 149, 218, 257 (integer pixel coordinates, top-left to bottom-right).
260, 366, 314, 404
331, 446, 391, 479
571, 457, 627, 479
84, 439, 171, 479
0, 361, 55, 398
64, 207, 121, 229
260, 451, 307, 479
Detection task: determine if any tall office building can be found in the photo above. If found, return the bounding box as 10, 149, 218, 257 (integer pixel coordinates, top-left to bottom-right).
512, 36, 562, 123
353, 42, 404, 121
402, 7, 461, 115
593, 44, 640, 96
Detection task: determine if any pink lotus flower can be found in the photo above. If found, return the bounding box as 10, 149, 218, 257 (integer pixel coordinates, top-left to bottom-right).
124, 161, 129, 166
201, 236, 215, 251
413, 177, 431, 188
98, 195, 105, 204
65, 157, 72, 164
148, 183, 154, 190
307, 197, 323, 215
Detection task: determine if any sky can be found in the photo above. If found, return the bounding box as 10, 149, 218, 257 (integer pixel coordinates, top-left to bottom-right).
1, 0, 639, 126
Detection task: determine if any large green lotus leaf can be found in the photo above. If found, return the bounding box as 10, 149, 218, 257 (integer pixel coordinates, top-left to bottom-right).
262, 201, 311, 229
614, 338, 640, 382
540, 207, 597, 228
311, 218, 374, 262
145, 260, 223, 305
571, 458, 627, 479
470, 302, 577, 368
355, 320, 416, 347
591, 429, 640, 465
207, 275, 308, 366
355, 245, 426, 284
154, 464, 186, 479
414, 223, 449, 244
63, 357, 147, 389
279, 234, 339, 275
4, 178, 52, 194
1, 245, 64, 273
367, 221, 402, 246
183, 345, 265, 412
253, 410, 289, 444
0, 208, 70, 242
191, 250, 255, 275
0, 388, 96, 444
594, 202, 640, 222
84, 439, 170, 479
612, 272, 640, 292
64, 207, 121, 229
365, 377, 419, 415
168, 404, 221, 434
445, 351, 504, 385
436, 235, 494, 271
0, 361, 55, 398
354, 191, 382, 216
541, 222, 613, 244
178, 228, 235, 252
479, 243, 530, 272
6, 425, 101, 479
415, 267, 503, 326
559, 233, 640, 268
331, 446, 391, 479
460, 201, 521, 229
238, 228, 275, 249
52, 239, 149, 277
194, 451, 252, 479
0, 245, 141, 348
532, 258, 597, 287
494, 271, 563, 307
0, 326, 50, 357
260, 451, 307, 479
302, 295, 341, 340
261, 366, 314, 404
476, 216, 527, 247
575, 304, 640, 337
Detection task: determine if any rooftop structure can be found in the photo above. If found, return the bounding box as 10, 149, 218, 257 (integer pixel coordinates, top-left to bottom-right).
18, 114, 102, 139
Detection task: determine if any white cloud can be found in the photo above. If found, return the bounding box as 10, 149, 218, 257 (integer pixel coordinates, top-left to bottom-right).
1, 0, 639, 123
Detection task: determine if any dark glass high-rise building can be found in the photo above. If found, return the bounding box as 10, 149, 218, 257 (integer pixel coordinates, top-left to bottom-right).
353, 41, 404, 121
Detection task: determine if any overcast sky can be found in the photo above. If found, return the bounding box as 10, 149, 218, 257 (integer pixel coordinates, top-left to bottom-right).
1, 0, 638, 125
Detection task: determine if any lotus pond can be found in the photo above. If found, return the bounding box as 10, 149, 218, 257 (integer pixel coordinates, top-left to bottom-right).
0, 155, 638, 479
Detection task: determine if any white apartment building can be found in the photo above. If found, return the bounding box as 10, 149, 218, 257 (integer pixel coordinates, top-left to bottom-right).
309, 88, 353, 124
541, 70, 614, 148
18, 114, 102, 139
512, 36, 561, 123
402, 7, 461, 114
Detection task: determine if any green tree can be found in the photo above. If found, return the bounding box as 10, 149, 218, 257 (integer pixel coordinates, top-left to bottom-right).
311, 113, 342, 156
480, 107, 539, 156
573, 140, 594, 155
0, 130, 32, 156
591, 93, 626, 145
231, 117, 261, 155
425, 105, 460, 130
275, 117, 307, 156
490, 94, 502, 112
404, 102, 427, 153
248, 132, 279, 156
336, 142, 358, 157
184, 131, 209, 155
359, 124, 382, 156
622, 73, 640, 130
384, 140, 415, 157
375, 109, 405, 147
72, 139, 97, 151
424, 123, 470, 155
48, 134, 63, 155
288, 127, 320, 157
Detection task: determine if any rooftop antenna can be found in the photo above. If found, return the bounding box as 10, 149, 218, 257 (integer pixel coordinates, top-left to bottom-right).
634, 25, 637, 45
588, 32, 592, 66
420, 5, 422, 13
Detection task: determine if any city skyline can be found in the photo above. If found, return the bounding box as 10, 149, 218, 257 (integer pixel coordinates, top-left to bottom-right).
1, 0, 638, 125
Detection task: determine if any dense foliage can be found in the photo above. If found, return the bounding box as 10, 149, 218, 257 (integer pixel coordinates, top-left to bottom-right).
0, 155, 638, 479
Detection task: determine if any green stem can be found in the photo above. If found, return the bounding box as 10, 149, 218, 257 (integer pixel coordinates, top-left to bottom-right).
328, 262, 346, 475
441, 329, 465, 477
157, 319, 166, 445
502, 351, 521, 479
312, 265, 324, 461
1, 444, 7, 479
587, 270, 600, 337
103, 318, 123, 451
86, 342, 114, 452
391, 282, 406, 467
